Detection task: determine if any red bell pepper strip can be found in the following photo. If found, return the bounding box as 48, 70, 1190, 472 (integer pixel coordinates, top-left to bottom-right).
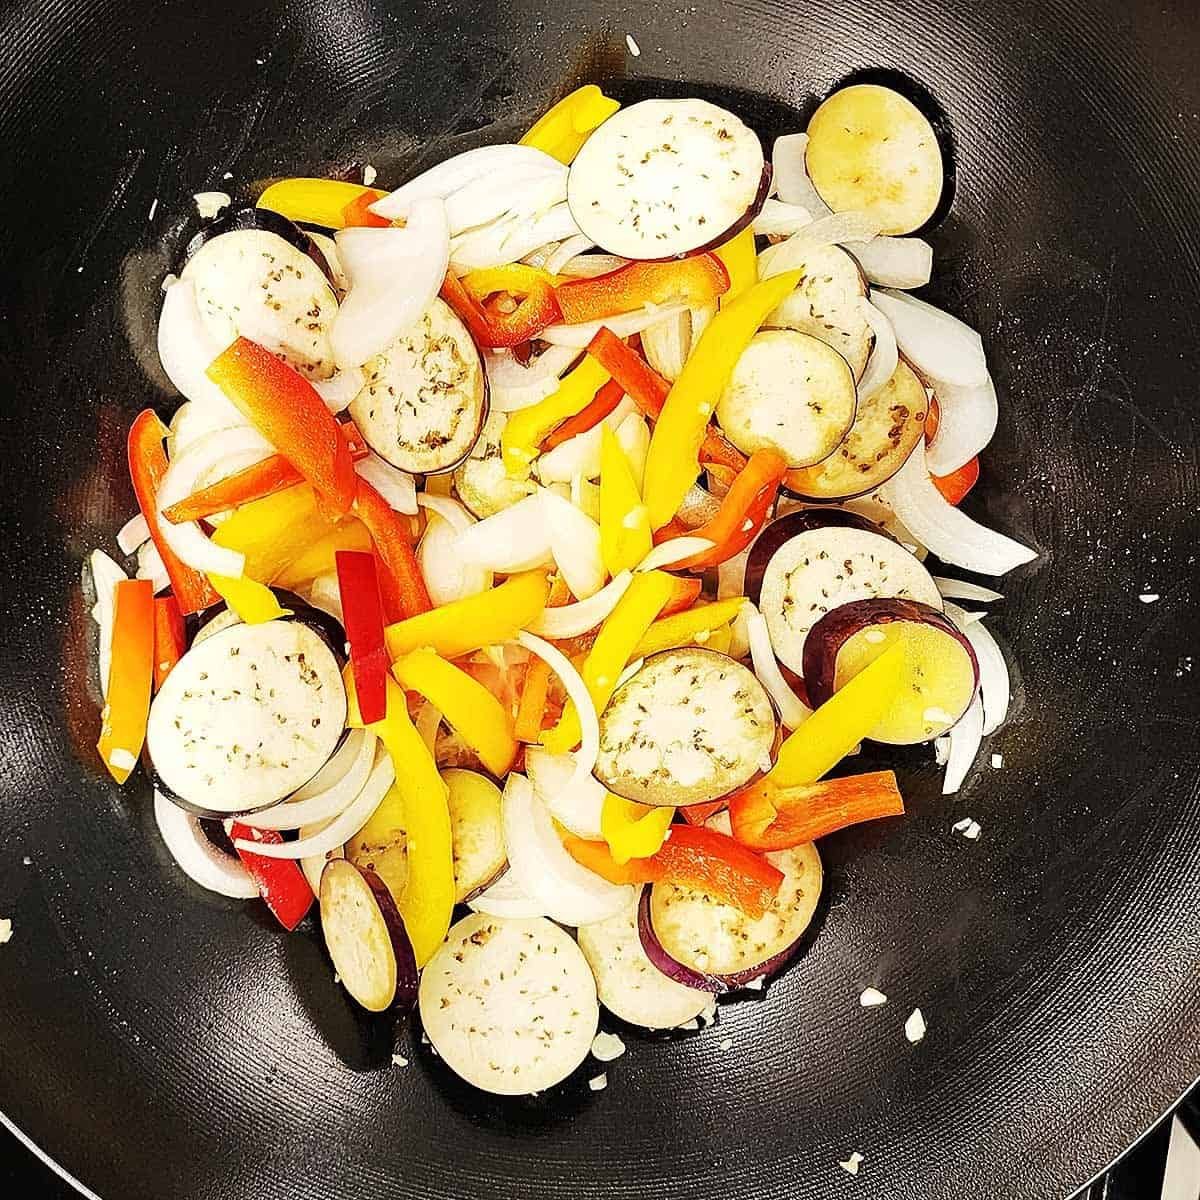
352, 478, 431, 623
563, 823, 784, 918
673, 449, 788, 571
441, 270, 561, 349
127, 409, 218, 615
679, 800, 727, 826
586, 328, 748, 477
229, 823, 315, 931
160, 423, 368, 525
541, 379, 625, 451
152, 595, 186, 692
335, 550, 389, 725
206, 337, 357, 518
728, 770, 904, 852
555, 255, 730, 325
932, 456, 980, 506
659, 575, 702, 617
97, 579, 155, 785
340, 190, 391, 228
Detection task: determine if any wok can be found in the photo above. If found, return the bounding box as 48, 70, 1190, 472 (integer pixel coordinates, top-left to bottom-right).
0, 0, 1197, 1197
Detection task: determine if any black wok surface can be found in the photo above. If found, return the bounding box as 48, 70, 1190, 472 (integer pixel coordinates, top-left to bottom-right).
0, 1, 1197, 1198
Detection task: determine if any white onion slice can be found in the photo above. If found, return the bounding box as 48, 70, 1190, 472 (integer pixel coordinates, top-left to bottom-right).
845, 237, 933, 289
856, 299, 899, 402
136, 541, 170, 594
941, 694, 984, 795
299, 815, 344, 895
641, 309, 690, 381
757, 209, 883, 253
354, 450, 417, 514
469, 867, 546, 919
312, 367, 365, 414
117, 514, 150, 556
752, 198, 815, 237
871, 290, 988, 389
946, 603, 1011, 735
517, 631, 600, 786
501, 773, 635, 926
771, 132, 832, 216
156, 278, 243, 424
546, 234, 595, 274
332, 198, 449, 369
926, 374, 999, 476
540, 304, 689, 348
418, 505, 492, 606
636, 537, 714, 572
556, 253, 629, 278
524, 747, 607, 840
534, 395, 636, 484
454, 493, 554, 573
745, 605, 811, 728
879, 442, 1036, 576
485, 344, 580, 412
234, 746, 395, 858
934, 577, 1003, 603
450, 202, 580, 272
415, 700, 442, 756
443, 161, 566, 236
529, 571, 632, 638
541, 491, 605, 600
305, 571, 344, 625
88, 549, 128, 698
154, 792, 259, 899
247, 730, 377, 830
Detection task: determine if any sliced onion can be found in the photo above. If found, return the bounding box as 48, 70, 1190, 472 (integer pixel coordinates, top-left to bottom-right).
535, 395, 636, 483
156, 278, 243, 424
88, 549, 128, 697
332, 197, 449, 369
415, 492, 470, 529
136, 541, 170, 594
934, 576, 1004, 604
541, 491, 605, 599
305, 571, 344, 625
418, 504, 492, 606
517, 631, 600, 786
941, 693, 984, 795
946, 603, 1011, 735
312, 366, 365, 414
545, 233, 595, 274
485, 344, 580, 412
879, 442, 1036, 576
234, 746, 395, 858
529, 570, 632, 638
246, 730, 378, 830
614, 412, 650, 491
154, 792, 259, 899
556, 253, 630, 278
450, 202, 580, 272
690, 302, 717, 343
501, 773, 635, 926
454, 493, 554, 573
856, 299, 899, 402
641, 308, 690, 381
745, 604, 811, 728
771, 133, 831, 216
926, 374, 999, 476
636, 537, 714, 572
443, 161, 566, 236
752, 198, 815, 237
299, 815, 345, 895
117, 514, 150, 556
540, 304, 689, 348
870, 290, 988, 389
354, 450, 417, 514
845, 237, 933, 289
757, 209, 882, 253
469, 867, 545, 919
308, 230, 349, 296
415, 700, 442, 755
524, 746, 606, 840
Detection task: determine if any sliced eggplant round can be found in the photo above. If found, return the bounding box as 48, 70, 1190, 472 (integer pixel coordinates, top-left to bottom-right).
345, 803, 407, 907
805, 84, 944, 236
803, 597, 980, 744
185, 202, 336, 286
418, 914, 599, 1095
594, 648, 776, 808
577, 885, 713, 1030
759, 241, 872, 379
146, 617, 348, 817
348, 297, 486, 474
757, 519, 942, 674
444, 768, 506, 904
180, 227, 338, 381
716, 330, 857, 467
567, 98, 766, 260
452, 409, 538, 518
783, 358, 929, 501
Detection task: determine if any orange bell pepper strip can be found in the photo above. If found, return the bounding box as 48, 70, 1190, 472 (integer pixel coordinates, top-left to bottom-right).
520, 84, 620, 164
932, 457, 980, 506
555, 255, 730, 325
152, 595, 186, 692
340, 190, 391, 228
206, 337, 357, 518
659, 575, 702, 618
713, 228, 757, 305
97, 579, 154, 784
160, 423, 367, 525
513, 656, 553, 743
679, 800, 727, 826
256, 178, 386, 229
728, 770, 904, 852
335, 550, 389, 725
126, 410, 218, 616
351, 478, 431, 623
541, 378, 625, 451
673, 449, 788, 571
441, 269, 561, 350
564, 823, 784, 919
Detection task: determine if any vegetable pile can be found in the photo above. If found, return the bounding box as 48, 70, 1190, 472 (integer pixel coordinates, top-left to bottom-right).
87, 80, 1035, 1095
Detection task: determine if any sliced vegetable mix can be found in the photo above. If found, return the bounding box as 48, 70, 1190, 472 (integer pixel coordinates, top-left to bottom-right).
92, 77, 1034, 1096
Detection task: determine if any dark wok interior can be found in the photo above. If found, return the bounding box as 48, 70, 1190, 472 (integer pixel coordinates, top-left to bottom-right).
1, 1, 1198, 1198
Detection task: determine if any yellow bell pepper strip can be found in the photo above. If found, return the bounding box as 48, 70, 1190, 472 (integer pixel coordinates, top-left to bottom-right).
462, 264, 559, 302
519, 84, 620, 164
211, 484, 338, 583
384, 571, 550, 662
541, 569, 677, 754
631, 596, 748, 659
349, 674, 454, 966
442, 269, 562, 349
714, 227, 758, 305
97, 579, 154, 785
599, 426, 652, 576
256, 178, 387, 229
501, 356, 611, 477
208, 574, 291, 625
274, 520, 373, 590
770, 643, 905, 788
641, 270, 803, 528
393, 649, 518, 777
601, 795, 675, 865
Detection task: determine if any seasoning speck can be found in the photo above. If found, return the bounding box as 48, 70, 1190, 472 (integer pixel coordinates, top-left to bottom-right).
990, 753, 1004, 769
1139, 593, 1160, 604
718, 1037, 733, 1051
391, 1053, 409, 1068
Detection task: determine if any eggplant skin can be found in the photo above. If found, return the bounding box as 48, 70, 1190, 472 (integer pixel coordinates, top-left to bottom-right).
184, 203, 337, 289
